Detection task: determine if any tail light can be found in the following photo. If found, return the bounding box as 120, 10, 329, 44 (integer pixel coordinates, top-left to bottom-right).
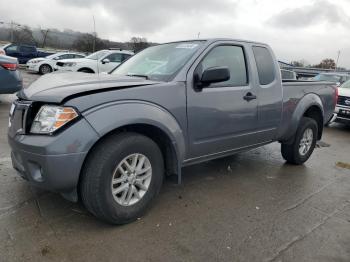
0, 62, 18, 71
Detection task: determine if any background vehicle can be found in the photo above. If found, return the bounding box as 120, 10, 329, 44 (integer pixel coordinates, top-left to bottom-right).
330, 80, 350, 125
26, 52, 86, 74
55, 49, 134, 73
0, 43, 53, 64
313, 72, 350, 86
8, 39, 336, 224
281, 69, 297, 80
0, 55, 22, 94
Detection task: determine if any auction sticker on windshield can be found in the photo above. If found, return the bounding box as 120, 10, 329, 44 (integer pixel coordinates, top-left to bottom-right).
176, 43, 198, 49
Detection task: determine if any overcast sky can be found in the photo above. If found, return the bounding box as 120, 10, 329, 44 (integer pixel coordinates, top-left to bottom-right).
1, 0, 350, 67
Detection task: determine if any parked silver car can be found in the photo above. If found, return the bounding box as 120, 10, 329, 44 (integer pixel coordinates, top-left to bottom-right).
313, 73, 350, 86
0, 55, 22, 94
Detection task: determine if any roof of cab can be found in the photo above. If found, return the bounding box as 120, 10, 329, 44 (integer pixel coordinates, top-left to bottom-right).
164, 38, 268, 46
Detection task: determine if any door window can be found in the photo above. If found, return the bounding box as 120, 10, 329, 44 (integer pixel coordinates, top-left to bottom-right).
57, 54, 71, 60
20, 46, 36, 53
122, 54, 131, 62
197, 45, 248, 87
105, 53, 123, 63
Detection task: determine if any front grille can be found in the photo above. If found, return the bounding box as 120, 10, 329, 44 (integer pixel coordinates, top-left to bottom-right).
8, 100, 41, 136
337, 96, 350, 107
8, 100, 32, 136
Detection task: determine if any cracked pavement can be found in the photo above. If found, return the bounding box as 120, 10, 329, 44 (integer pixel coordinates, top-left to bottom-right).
0, 70, 349, 262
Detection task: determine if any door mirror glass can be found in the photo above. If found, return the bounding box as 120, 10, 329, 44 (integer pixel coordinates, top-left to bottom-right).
200, 67, 230, 86
102, 58, 110, 64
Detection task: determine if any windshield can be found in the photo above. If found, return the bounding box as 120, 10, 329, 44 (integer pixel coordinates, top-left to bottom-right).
45, 53, 60, 59
111, 41, 204, 81
86, 50, 109, 60
341, 80, 350, 89
314, 74, 342, 82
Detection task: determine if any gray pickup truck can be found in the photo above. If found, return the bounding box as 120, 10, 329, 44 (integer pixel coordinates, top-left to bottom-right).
8, 39, 336, 224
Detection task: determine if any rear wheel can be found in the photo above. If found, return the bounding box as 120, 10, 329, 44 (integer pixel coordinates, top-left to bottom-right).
80, 132, 164, 224
39, 64, 52, 75
281, 117, 318, 165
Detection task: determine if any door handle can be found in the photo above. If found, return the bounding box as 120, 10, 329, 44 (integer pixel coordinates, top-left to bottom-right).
243, 92, 257, 101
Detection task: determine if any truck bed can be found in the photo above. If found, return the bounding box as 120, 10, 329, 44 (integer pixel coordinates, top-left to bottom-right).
277, 80, 336, 141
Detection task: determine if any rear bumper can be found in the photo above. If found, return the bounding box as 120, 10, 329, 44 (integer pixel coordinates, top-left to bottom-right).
8, 118, 100, 202
0, 70, 22, 94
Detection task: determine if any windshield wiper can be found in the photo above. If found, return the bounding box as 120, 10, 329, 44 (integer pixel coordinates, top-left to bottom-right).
126, 74, 149, 80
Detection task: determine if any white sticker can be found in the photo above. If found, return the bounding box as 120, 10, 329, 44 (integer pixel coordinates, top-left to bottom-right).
175, 43, 198, 49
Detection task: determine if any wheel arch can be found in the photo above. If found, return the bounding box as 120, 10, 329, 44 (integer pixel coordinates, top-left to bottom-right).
79, 101, 186, 189
303, 105, 323, 140
78, 67, 95, 73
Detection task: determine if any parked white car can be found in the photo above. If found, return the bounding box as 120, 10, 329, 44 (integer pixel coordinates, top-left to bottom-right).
26, 52, 85, 74
55, 49, 134, 73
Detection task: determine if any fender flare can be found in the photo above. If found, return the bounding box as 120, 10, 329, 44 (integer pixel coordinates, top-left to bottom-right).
83, 100, 186, 181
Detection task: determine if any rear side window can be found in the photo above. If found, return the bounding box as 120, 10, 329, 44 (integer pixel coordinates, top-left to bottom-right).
198, 45, 248, 87
253, 46, 275, 85
6, 45, 18, 52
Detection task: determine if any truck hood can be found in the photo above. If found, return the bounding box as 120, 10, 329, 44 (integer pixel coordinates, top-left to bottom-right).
18, 72, 160, 103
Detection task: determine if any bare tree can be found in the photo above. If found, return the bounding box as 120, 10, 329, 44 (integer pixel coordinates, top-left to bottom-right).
12, 26, 38, 45
72, 33, 108, 52
313, 59, 336, 69
128, 37, 150, 52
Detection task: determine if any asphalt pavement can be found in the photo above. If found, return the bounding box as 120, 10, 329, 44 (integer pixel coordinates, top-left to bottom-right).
0, 70, 349, 262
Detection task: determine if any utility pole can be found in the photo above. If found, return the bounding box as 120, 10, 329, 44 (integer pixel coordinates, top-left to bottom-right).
335, 50, 340, 71
10, 21, 14, 42
92, 15, 96, 52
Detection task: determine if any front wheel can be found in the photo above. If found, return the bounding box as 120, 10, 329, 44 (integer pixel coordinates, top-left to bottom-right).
39, 64, 52, 75
80, 132, 164, 224
281, 117, 318, 165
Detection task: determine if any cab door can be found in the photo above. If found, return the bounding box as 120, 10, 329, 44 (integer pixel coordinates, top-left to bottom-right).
186, 42, 260, 159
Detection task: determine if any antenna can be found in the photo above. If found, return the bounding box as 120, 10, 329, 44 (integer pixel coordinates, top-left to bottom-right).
335, 50, 340, 72
92, 14, 100, 75
92, 15, 96, 53
197, 32, 201, 39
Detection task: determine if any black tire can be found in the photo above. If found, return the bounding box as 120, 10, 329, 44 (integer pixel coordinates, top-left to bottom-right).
78, 68, 94, 73
39, 64, 52, 75
281, 117, 318, 165
80, 132, 164, 224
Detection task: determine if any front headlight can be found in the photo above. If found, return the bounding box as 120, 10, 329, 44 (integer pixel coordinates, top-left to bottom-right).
30, 105, 78, 134
63, 62, 77, 67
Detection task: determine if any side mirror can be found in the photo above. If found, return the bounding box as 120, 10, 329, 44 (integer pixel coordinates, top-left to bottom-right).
200, 67, 230, 86
102, 58, 110, 64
